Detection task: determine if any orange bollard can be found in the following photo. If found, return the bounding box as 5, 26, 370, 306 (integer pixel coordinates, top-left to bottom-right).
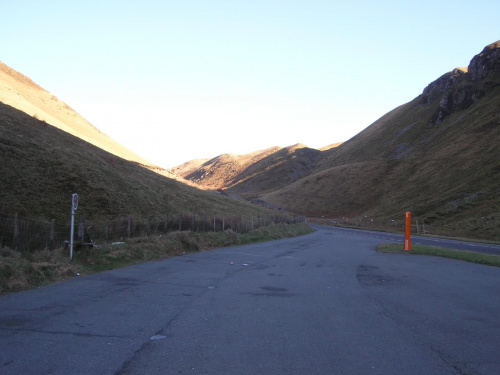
403, 211, 412, 251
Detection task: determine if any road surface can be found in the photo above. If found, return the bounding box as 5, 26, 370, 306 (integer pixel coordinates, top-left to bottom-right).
315, 225, 500, 255
1, 226, 499, 374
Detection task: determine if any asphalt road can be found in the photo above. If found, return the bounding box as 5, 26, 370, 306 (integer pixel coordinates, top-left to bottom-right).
315, 225, 500, 255
1, 226, 499, 374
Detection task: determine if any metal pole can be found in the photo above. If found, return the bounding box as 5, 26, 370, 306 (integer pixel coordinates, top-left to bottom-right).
69, 193, 78, 261
70, 204, 75, 261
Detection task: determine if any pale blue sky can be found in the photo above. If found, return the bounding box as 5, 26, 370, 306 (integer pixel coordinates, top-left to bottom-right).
1, 0, 498, 167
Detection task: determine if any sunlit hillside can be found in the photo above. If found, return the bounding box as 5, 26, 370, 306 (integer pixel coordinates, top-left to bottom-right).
170, 146, 283, 190
0, 61, 151, 166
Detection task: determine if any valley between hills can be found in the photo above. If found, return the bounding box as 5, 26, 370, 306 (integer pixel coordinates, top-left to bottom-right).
1, 40, 499, 241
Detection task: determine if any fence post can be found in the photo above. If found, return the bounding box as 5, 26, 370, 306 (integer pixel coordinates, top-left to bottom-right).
179, 214, 182, 232
252, 217, 254, 231
222, 217, 225, 231
128, 215, 132, 238
147, 215, 152, 236
78, 219, 85, 244
192, 214, 196, 231
105, 220, 109, 244
165, 214, 168, 233
13, 213, 19, 250
213, 215, 216, 232
50, 219, 55, 249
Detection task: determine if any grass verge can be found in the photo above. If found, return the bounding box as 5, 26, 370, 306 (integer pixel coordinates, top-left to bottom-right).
377, 243, 500, 267
1, 223, 314, 296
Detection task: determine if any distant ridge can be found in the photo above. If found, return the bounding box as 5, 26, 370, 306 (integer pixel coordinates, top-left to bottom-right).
169, 143, 339, 197
170, 146, 283, 190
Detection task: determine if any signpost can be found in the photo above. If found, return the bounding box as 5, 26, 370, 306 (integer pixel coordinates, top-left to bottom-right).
70, 193, 78, 261
403, 211, 412, 251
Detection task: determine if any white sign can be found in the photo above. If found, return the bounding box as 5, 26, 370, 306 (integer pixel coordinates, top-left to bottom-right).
72, 193, 79, 211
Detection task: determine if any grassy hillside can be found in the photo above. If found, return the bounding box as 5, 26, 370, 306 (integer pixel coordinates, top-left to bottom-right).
0, 102, 271, 222
263, 41, 500, 240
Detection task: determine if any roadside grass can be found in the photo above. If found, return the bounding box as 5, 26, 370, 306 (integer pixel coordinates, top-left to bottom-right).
418, 233, 500, 246
377, 243, 500, 267
0, 223, 314, 295
310, 219, 500, 245
0, 246, 77, 295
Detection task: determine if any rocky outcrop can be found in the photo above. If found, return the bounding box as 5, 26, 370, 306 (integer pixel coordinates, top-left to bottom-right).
420, 40, 499, 126
422, 68, 467, 97
469, 40, 500, 81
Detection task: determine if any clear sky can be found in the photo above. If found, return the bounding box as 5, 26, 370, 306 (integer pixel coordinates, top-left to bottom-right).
1, 1, 498, 168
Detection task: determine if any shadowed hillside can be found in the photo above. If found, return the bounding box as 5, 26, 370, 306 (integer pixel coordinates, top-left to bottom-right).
226, 144, 325, 197
0, 61, 265, 221
263, 41, 500, 240
0, 102, 270, 222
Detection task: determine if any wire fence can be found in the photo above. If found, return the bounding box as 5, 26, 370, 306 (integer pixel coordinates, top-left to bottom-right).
307, 216, 427, 234
0, 212, 306, 252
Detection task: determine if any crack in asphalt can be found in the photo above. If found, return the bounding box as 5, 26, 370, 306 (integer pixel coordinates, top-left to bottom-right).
0, 327, 129, 339
431, 346, 482, 375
